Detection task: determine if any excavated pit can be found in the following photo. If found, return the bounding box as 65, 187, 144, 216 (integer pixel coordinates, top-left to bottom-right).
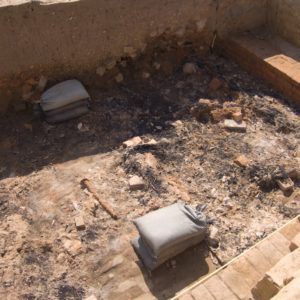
1, 1, 300, 299
1, 44, 300, 299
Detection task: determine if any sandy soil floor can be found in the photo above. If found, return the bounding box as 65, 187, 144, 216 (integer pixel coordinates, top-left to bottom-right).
0, 53, 300, 300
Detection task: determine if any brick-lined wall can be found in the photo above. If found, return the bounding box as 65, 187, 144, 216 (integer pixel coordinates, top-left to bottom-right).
268, 0, 300, 48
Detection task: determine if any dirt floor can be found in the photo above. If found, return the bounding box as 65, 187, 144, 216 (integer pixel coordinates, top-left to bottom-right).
0, 53, 300, 300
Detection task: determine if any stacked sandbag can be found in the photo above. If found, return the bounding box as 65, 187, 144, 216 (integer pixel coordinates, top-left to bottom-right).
41, 80, 90, 123
131, 203, 207, 270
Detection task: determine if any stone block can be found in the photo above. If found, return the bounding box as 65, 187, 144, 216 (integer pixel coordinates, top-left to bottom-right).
252, 248, 300, 300
204, 275, 238, 299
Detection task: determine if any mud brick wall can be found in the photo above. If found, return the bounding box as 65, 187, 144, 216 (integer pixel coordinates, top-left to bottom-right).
268, 0, 300, 48
0, 0, 267, 111
219, 38, 300, 107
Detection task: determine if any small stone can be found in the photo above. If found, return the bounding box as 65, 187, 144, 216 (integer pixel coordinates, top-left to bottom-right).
144, 138, 158, 146
209, 226, 219, 240
144, 153, 158, 169
232, 111, 243, 122
277, 178, 294, 196
75, 215, 85, 231
208, 225, 220, 248
84, 295, 98, 300
78, 123, 89, 132
160, 138, 171, 144
129, 176, 145, 191
211, 107, 241, 123
57, 253, 66, 263
115, 73, 124, 83
191, 99, 219, 122
198, 98, 213, 107
96, 66, 106, 76
208, 78, 224, 91
256, 231, 264, 239
234, 155, 250, 167
142, 72, 151, 79
123, 136, 142, 148
171, 120, 183, 127
183, 63, 197, 75
63, 239, 83, 257
224, 119, 247, 132
216, 207, 225, 214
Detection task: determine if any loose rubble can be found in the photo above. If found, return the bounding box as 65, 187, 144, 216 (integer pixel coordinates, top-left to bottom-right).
234, 155, 250, 167
129, 175, 146, 191
75, 215, 86, 231
224, 119, 247, 132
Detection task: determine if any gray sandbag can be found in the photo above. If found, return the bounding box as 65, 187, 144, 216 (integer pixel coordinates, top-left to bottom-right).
43, 99, 89, 117
41, 79, 90, 112
45, 104, 89, 124
132, 203, 207, 270
132, 232, 206, 270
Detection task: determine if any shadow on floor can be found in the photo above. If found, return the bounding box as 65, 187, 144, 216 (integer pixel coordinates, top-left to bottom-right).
138, 242, 214, 300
